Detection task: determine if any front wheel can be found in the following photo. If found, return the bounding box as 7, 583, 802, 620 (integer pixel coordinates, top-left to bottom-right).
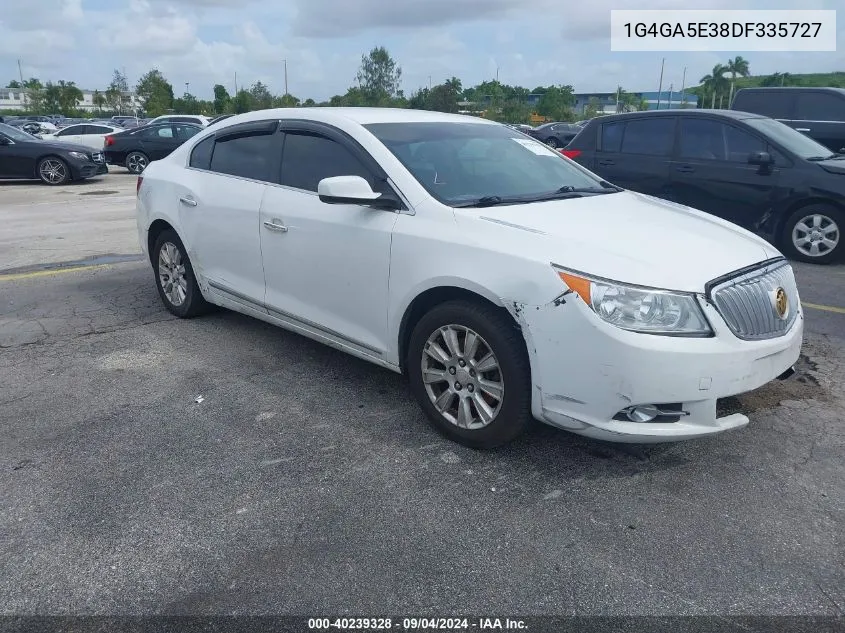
126, 151, 149, 174
37, 157, 70, 185
782, 205, 843, 264
407, 300, 532, 449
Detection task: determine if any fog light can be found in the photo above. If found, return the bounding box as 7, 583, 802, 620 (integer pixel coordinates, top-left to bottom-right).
625, 405, 660, 422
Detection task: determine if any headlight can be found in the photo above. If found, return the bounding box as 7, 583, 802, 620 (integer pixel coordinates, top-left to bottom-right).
555, 268, 712, 336
67, 151, 89, 160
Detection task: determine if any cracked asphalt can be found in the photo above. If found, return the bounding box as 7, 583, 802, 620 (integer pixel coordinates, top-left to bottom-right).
1, 178, 844, 618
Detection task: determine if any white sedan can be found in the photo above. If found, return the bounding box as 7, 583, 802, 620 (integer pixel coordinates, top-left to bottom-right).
42, 122, 123, 151
135, 108, 803, 448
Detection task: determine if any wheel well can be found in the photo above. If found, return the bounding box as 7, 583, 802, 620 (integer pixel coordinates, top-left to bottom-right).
775, 197, 845, 245
34, 154, 67, 179
397, 286, 517, 374
147, 219, 174, 264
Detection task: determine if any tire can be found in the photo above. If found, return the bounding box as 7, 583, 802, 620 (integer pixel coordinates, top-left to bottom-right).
546, 137, 560, 148
126, 151, 149, 174
407, 300, 532, 449
37, 156, 70, 185
152, 229, 210, 318
781, 204, 844, 264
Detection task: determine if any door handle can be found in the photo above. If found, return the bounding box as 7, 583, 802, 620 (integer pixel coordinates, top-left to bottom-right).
179, 196, 197, 207
795, 127, 811, 132
675, 165, 695, 173
263, 220, 288, 233
598, 160, 615, 166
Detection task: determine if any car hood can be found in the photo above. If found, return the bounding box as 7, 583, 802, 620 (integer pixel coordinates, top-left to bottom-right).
36, 139, 96, 154
464, 190, 779, 293
818, 159, 845, 175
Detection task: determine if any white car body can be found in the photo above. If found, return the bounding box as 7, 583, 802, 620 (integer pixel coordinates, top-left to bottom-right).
42, 123, 124, 151
147, 115, 210, 127
136, 108, 803, 445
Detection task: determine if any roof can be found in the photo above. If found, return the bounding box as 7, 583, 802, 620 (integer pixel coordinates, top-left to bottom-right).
589, 108, 765, 121
228, 107, 497, 127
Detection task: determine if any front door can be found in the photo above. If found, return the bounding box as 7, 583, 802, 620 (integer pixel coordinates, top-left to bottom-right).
668, 118, 779, 229
259, 126, 398, 357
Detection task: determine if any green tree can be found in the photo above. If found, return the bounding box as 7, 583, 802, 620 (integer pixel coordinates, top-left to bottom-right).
303, 98, 316, 106
615, 86, 648, 113
274, 93, 300, 107
725, 56, 750, 106
56, 80, 83, 115
355, 46, 402, 106
7, 80, 21, 88
537, 84, 575, 121
173, 92, 201, 115
92, 90, 105, 114
248, 81, 273, 109
699, 64, 729, 108
762, 72, 793, 87
584, 96, 602, 118
136, 69, 174, 117
22, 78, 44, 113
232, 89, 253, 113
425, 77, 462, 113
213, 84, 230, 114
42, 82, 62, 114
408, 87, 430, 110
105, 69, 130, 114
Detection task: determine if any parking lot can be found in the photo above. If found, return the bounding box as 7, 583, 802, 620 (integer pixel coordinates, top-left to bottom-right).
1, 173, 844, 617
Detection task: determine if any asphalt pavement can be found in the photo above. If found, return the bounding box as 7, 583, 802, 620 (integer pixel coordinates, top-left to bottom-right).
1, 260, 843, 616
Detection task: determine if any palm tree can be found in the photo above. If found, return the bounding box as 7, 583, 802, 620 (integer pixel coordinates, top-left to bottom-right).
725, 56, 750, 106
699, 64, 728, 109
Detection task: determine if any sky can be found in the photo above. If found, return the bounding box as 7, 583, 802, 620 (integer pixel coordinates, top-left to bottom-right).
0, 0, 842, 101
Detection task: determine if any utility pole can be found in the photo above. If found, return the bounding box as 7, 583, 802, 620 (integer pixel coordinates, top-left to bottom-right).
656, 57, 665, 110
17, 58, 26, 110
428, 76, 432, 90
185, 82, 190, 95
668, 83, 674, 108
496, 66, 499, 82
283, 59, 288, 96
234, 71, 237, 95
680, 66, 687, 106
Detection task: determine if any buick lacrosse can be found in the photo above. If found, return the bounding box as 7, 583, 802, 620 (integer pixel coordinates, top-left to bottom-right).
136, 108, 803, 448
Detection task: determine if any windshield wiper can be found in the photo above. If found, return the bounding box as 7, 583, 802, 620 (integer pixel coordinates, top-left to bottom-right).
452, 196, 511, 208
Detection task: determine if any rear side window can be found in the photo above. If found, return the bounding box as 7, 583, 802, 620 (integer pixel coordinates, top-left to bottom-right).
795, 93, 845, 122
280, 132, 373, 192
189, 136, 214, 170
733, 91, 792, 119
210, 131, 278, 182
600, 121, 623, 152
620, 118, 675, 156
88, 125, 113, 134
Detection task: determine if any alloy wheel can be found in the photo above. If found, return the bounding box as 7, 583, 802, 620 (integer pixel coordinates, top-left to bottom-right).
39, 159, 66, 184
421, 324, 504, 430
792, 213, 840, 258
127, 153, 148, 173
158, 242, 188, 306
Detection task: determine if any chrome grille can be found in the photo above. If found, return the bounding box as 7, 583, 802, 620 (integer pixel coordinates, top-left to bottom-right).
91, 152, 104, 164
710, 260, 799, 340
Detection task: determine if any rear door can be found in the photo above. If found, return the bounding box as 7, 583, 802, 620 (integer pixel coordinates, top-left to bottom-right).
668, 117, 780, 228
590, 117, 676, 196
137, 125, 176, 159
53, 124, 85, 145
83, 125, 115, 150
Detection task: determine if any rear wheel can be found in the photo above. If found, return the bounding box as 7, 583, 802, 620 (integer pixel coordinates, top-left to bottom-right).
126, 151, 149, 174
407, 300, 532, 449
782, 205, 843, 264
152, 229, 210, 318
37, 157, 70, 185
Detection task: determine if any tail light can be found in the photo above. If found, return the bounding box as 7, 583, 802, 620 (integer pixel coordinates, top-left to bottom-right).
104, 135, 114, 146
136, 175, 143, 195
561, 149, 582, 159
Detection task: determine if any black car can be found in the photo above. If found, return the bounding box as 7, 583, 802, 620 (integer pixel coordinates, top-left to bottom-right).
104, 122, 202, 173
564, 109, 845, 264
732, 87, 845, 154
0, 122, 107, 185
526, 121, 581, 148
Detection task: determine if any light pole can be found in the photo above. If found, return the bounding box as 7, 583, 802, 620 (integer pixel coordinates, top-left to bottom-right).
283, 59, 288, 96
185, 82, 190, 95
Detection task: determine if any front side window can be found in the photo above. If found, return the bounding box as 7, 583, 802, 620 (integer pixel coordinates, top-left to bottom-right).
620, 118, 675, 156
365, 121, 610, 207
280, 132, 373, 192
209, 131, 277, 182
745, 117, 835, 159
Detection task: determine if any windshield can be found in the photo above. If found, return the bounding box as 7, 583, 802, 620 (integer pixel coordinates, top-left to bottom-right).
364, 121, 609, 206
0, 122, 38, 142
745, 117, 835, 159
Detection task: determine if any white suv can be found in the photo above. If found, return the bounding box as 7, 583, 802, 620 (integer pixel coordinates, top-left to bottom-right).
135, 108, 803, 448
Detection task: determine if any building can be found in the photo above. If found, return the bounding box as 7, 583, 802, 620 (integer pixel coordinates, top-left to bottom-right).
574, 91, 698, 114
0, 87, 143, 113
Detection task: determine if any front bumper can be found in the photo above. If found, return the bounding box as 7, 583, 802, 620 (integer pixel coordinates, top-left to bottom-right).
518, 289, 803, 443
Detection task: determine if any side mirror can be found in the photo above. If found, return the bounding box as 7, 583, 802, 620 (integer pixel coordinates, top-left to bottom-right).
748, 151, 774, 166
317, 175, 399, 210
